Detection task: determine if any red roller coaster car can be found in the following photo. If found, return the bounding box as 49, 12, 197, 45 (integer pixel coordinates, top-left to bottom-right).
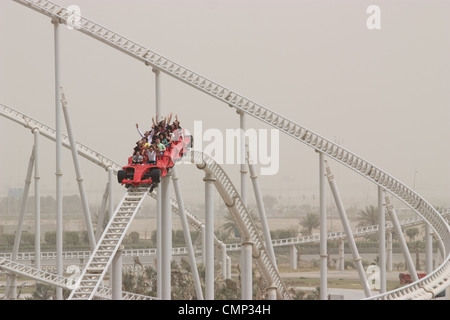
118, 135, 192, 192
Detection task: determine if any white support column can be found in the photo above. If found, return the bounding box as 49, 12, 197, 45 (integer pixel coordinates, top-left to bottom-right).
248, 159, 276, 267
201, 224, 206, 265
384, 196, 419, 282
107, 167, 114, 221
95, 183, 109, 241
111, 245, 123, 300
226, 256, 231, 279
238, 110, 247, 206
156, 185, 162, 298
338, 240, 345, 271
153, 68, 161, 120
204, 171, 216, 300
7, 147, 35, 299
106, 167, 115, 294
267, 286, 277, 300
161, 172, 172, 300
318, 152, 327, 300
33, 129, 41, 270
61, 89, 96, 251
153, 67, 163, 299
221, 243, 227, 280
378, 187, 386, 293
238, 110, 252, 300
425, 224, 433, 275
241, 240, 253, 300
290, 245, 298, 270
12, 148, 35, 255
387, 232, 393, 272
325, 162, 372, 297
52, 17, 63, 300
172, 167, 204, 300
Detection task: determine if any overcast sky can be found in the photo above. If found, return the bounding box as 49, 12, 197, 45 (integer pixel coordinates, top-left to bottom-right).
0, 0, 449, 212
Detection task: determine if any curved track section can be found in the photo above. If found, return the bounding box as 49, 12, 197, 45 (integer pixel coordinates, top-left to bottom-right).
0, 103, 200, 229
0, 103, 121, 173
0, 102, 232, 296
7, 0, 450, 299
185, 149, 292, 300
0, 258, 156, 300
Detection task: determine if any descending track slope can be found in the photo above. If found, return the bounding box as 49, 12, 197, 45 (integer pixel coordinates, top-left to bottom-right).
1, 102, 449, 299
8, 0, 450, 299
0, 102, 225, 252
68, 186, 150, 300
0, 102, 291, 299
1, 102, 292, 298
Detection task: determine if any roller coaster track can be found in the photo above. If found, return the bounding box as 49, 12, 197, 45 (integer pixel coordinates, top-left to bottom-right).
3, 210, 448, 260
68, 186, 150, 300
270, 211, 450, 248
0, 103, 208, 234
185, 150, 291, 300
6, 0, 450, 299
1, 102, 449, 299
0, 102, 289, 299
0, 258, 156, 300
0, 101, 225, 251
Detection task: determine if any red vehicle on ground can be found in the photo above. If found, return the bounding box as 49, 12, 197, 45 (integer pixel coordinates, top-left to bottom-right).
118, 135, 192, 192
399, 272, 426, 284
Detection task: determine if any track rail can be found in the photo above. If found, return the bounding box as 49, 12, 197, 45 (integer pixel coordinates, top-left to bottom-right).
1, 100, 448, 299
271, 211, 450, 248
0, 102, 206, 231
4, 210, 448, 259
0, 103, 290, 299
10, 0, 449, 249
186, 149, 292, 300
0, 258, 156, 300
68, 186, 150, 300
7, 0, 450, 299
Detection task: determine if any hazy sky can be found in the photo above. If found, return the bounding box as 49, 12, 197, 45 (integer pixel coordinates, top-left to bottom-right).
0, 0, 449, 211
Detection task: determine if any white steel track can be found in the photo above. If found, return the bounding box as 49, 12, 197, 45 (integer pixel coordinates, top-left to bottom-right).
0, 258, 156, 300
68, 186, 150, 300
6, 0, 450, 299
0, 100, 448, 300
3, 210, 448, 260
187, 150, 292, 300
0, 102, 292, 299
0, 101, 225, 250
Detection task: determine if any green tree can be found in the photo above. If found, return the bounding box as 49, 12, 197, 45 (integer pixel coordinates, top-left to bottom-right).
405, 228, 419, 241
356, 205, 378, 227
45, 231, 56, 246
405, 227, 422, 269
173, 230, 185, 246
27, 283, 55, 300
409, 240, 424, 270
128, 231, 140, 244
220, 213, 241, 240
1, 234, 16, 248
122, 257, 271, 300
64, 231, 80, 247
299, 212, 320, 236
271, 226, 298, 240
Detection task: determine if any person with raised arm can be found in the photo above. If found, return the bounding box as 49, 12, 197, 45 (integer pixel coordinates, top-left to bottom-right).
136, 123, 154, 144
